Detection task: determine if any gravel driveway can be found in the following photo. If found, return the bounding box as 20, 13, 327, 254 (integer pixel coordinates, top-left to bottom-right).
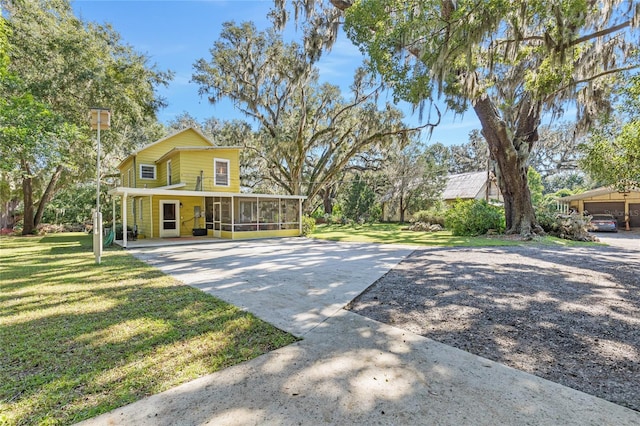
348, 235, 640, 412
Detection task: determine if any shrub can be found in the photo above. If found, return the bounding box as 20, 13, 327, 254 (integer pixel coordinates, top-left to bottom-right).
535, 208, 557, 233
301, 215, 316, 236
444, 199, 505, 236
411, 209, 446, 227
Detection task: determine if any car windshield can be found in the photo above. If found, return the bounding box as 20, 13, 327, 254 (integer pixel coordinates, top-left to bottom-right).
591, 215, 614, 220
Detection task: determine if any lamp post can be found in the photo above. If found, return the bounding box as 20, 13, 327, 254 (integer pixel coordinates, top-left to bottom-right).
90, 108, 111, 264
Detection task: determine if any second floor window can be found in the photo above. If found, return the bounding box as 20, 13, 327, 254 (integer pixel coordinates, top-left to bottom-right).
167, 160, 172, 185
214, 159, 229, 186
140, 164, 156, 180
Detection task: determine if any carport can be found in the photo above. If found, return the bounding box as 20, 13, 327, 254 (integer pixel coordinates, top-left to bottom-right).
557, 186, 640, 229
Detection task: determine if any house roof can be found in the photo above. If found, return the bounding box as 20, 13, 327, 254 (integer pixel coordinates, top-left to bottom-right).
116, 127, 222, 169
155, 146, 242, 164
557, 186, 640, 202
441, 171, 488, 200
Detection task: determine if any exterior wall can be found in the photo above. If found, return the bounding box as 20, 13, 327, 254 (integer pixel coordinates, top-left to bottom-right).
177, 196, 207, 236
177, 149, 240, 193
567, 192, 640, 211
565, 190, 640, 229
119, 158, 135, 187
122, 196, 153, 238
118, 128, 213, 189
113, 126, 302, 242
133, 196, 152, 238
156, 158, 168, 187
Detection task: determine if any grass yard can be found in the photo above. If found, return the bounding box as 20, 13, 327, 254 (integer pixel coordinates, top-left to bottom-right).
0, 233, 297, 426
311, 222, 590, 247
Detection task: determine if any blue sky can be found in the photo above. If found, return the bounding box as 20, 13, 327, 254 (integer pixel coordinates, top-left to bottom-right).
72, 0, 480, 145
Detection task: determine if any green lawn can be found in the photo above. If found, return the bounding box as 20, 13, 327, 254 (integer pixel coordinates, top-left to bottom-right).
0, 233, 297, 426
311, 222, 589, 247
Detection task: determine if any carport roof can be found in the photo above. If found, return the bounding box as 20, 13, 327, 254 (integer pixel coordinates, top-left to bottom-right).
556, 186, 639, 202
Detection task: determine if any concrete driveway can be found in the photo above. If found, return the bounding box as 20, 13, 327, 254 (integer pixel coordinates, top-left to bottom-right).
79, 238, 640, 426
596, 229, 640, 252
131, 238, 413, 336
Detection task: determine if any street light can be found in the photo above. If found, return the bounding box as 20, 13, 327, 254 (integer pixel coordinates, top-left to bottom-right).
90, 108, 111, 264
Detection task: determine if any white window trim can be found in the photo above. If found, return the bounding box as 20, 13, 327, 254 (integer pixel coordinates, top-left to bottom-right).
167, 160, 172, 186
127, 167, 134, 187
214, 158, 230, 187
139, 164, 157, 180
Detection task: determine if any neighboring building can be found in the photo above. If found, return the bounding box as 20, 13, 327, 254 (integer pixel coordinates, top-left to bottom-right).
441, 171, 503, 204
556, 186, 640, 229
108, 127, 306, 247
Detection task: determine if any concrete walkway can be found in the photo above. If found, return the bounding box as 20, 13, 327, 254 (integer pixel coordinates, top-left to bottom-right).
79, 238, 640, 425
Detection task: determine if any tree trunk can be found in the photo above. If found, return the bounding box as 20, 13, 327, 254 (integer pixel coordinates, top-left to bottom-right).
473, 95, 542, 237
322, 190, 333, 216
22, 164, 35, 235
34, 165, 65, 228
399, 195, 405, 223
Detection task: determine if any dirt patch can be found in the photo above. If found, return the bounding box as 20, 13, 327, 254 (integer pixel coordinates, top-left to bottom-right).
347, 243, 640, 412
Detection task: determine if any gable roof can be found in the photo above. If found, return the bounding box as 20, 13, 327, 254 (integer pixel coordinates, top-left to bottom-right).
116, 127, 215, 169
132, 127, 215, 155
441, 171, 488, 200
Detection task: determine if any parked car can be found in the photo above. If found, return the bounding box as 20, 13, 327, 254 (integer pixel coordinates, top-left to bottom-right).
589, 214, 618, 232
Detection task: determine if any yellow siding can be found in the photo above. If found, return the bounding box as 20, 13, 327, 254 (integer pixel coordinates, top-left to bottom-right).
136, 197, 152, 238
157, 159, 168, 186
151, 196, 159, 238
178, 149, 240, 192
119, 128, 214, 189
172, 155, 181, 186
177, 196, 207, 236
119, 158, 135, 187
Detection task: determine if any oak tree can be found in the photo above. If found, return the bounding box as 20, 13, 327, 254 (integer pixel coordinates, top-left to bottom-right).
274, 0, 640, 236
192, 21, 432, 210
1, 0, 170, 234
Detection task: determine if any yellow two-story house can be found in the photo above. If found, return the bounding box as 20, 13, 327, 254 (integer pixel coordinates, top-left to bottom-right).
108, 127, 306, 247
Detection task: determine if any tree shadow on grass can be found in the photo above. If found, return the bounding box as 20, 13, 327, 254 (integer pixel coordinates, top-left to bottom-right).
0, 234, 296, 425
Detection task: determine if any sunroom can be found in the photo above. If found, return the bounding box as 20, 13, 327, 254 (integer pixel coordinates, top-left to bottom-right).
107, 187, 306, 248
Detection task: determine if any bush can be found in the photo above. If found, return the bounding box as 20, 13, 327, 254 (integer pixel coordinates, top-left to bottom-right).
535, 207, 557, 233
411, 209, 446, 227
444, 199, 505, 236
301, 215, 316, 236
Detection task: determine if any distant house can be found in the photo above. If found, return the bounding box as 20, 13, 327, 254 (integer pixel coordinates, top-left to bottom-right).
108, 127, 306, 247
441, 171, 503, 204
556, 186, 640, 229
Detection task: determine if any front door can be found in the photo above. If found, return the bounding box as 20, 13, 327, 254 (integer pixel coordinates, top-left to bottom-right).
160, 200, 180, 237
